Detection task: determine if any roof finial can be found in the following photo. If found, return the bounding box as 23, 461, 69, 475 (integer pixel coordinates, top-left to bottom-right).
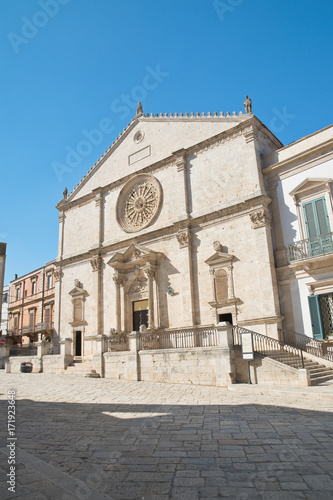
244, 95, 252, 114
136, 101, 144, 116
63, 187, 68, 199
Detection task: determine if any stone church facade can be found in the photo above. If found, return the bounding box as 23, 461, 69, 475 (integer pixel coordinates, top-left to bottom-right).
54, 104, 283, 360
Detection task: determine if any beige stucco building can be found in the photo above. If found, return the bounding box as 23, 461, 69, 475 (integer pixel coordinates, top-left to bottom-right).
54, 104, 283, 361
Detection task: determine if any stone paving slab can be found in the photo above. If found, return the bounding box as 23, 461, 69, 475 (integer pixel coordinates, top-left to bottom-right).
0, 373, 333, 499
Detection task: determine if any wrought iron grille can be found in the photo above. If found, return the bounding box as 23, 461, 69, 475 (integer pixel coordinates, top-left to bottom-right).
288, 232, 333, 262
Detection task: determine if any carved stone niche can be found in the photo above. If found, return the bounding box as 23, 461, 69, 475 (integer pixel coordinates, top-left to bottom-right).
205, 242, 239, 313
68, 281, 88, 327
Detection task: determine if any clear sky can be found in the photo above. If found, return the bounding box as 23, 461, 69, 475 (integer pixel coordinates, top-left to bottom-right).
1, 0, 332, 284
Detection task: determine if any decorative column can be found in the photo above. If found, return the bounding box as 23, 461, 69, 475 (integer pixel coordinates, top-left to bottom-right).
53, 267, 63, 340
90, 254, 103, 335
176, 228, 196, 326
144, 263, 156, 329
112, 272, 124, 332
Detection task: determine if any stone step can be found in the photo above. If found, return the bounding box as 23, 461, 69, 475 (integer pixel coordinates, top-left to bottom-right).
309, 369, 333, 378
310, 373, 333, 385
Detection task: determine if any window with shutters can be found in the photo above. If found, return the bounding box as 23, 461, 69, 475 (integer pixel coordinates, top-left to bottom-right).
29, 309, 35, 328
303, 196, 332, 256
44, 307, 51, 326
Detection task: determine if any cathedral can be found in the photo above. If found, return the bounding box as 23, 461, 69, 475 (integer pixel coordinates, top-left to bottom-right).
54, 100, 283, 360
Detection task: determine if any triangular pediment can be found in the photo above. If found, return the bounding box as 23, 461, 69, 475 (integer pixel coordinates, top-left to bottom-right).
205, 251, 234, 267
108, 243, 161, 270
289, 178, 332, 200
69, 286, 88, 297
59, 109, 254, 205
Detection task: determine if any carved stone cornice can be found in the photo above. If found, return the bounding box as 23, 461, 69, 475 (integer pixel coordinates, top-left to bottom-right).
250, 208, 272, 229
173, 149, 187, 172
176, 228, 190, 248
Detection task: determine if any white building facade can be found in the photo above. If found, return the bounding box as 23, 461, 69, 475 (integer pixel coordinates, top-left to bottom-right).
263, 125, 333, 339
54, 105, 283, 361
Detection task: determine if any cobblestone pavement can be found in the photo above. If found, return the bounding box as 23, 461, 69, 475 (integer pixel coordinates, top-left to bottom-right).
1, 373, 333, 500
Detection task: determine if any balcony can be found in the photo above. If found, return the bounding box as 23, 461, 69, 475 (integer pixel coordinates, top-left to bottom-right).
288, 232, 333, 262
36, 322, 54, 333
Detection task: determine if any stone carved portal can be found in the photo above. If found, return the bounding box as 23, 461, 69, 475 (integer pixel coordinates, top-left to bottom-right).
108, 244, 162, 332
117, 174, 162, 233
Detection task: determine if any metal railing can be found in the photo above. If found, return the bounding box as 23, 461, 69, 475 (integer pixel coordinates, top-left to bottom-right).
279, 327, 333, 363
233, 326, 305, 369
9, 345, 37, 357
288, 232, 333, 262
138, 326, 218, 351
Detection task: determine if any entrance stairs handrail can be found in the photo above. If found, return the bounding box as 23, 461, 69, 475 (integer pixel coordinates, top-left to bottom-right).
233, 326, 305, 369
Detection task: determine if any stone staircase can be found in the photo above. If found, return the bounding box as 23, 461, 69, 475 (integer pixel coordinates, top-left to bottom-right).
265, 350, 333, 385
63, 359, 94, 376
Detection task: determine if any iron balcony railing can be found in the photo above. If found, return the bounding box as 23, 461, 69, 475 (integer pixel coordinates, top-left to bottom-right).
9, 345, 37, 357
233, 326, 305, 369
36, 322, 54, 333
288, 232, 333, 262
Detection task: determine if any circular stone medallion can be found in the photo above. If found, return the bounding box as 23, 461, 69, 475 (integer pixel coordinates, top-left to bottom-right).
117, 174, 162, 232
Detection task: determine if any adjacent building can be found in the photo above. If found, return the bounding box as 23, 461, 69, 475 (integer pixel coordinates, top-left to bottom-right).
8, 262, 56, 346
263, 125, 333, 339
0, 242, 6, 330
1, 285, 9, 337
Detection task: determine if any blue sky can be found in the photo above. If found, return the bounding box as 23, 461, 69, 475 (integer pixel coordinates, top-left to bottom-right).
1, 0, 332, 284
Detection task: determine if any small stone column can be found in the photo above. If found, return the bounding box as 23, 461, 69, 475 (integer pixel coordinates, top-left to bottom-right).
113, 273, 123, 332
36, 340, 48, 358
60, 338, 73, 370
144, 264, 156, 329
128, 331, 140, 381
215, 322, 236, 387
93, 334, 108, 377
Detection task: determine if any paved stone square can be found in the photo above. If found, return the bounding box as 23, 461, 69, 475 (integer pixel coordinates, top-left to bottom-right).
1, 373, 333, 500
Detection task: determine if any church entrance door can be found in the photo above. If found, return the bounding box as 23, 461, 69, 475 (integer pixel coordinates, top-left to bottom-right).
133, 300, 148, 331
75, 331, 82, 357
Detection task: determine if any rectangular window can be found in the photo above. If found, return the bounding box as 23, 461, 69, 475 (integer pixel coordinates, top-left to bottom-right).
31, 281, 36, 295
29, 310, 35, 328
46, 274, 52, 290
303, 197, 332, 256
44, 307, 51, 326
15, 287, 20, 300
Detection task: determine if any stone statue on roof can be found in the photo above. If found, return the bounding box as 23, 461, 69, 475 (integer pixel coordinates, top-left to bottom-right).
136, 102, 144, 116
244, 95, 252, 114
63, 187, 68, 199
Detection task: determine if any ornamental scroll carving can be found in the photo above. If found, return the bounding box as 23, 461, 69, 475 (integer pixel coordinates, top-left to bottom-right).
117, 174, 162, 233
250, 209, 272, 229
176, 228, 190, 248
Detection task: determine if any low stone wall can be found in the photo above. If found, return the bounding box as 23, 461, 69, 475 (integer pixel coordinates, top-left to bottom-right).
8, 356, 42, 373
43, 354, 73, 374
104, 351, 138, 380
234, 349, 308, 386
104, 346, 235, 387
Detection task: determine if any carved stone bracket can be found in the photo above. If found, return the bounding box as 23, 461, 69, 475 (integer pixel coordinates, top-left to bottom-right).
112, 272, 124, 287
176, 228, 190, 248
90, 255, 102, 272
54, 269, 63, 282
250, 208, 272, 229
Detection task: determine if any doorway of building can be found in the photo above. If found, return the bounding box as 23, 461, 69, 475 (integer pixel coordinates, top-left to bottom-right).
133, 300, 149, 331
219, 313, 233, 325
75, 331, 82, 357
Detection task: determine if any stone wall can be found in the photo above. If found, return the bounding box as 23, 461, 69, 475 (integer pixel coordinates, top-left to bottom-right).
8, 356, 42, 373
234, 349, 308, 386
